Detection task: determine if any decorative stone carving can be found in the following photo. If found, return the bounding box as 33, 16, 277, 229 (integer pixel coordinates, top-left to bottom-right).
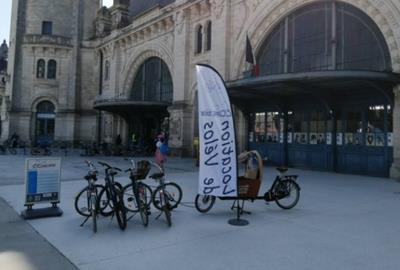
175, 10, 185, 34
96, 7, 112, 37
210, 0, 225, 19
248, 0, 262, 11
23, 35, 72, 47
111, 2, 130, 30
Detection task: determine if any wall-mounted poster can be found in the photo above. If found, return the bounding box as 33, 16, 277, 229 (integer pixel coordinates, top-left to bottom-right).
326, 133, 332, 145
294, 133, 301, 144
309, 133, 318, 145
345, 133, 354, 145
288, 133, 293, 144
317, 133, 325, 144
375, 133, 385, 147
366, 133, 375, 146
354, 133, 362, 145
336, 133, 343, 145
300, 133, 307, 144
388, 133, 393, 146
280, 119, 284, 133
249, 132, 254, 143
266, 133, 279, 143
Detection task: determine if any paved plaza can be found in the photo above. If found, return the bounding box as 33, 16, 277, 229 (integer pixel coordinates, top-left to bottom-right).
0, 152, 400, 270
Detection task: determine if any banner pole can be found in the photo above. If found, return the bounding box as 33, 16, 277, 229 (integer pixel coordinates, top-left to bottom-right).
228, 199, 249, 226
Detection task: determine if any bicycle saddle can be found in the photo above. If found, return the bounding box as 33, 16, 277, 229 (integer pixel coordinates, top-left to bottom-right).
276, 167, 288, 173
149, 172, 164, 179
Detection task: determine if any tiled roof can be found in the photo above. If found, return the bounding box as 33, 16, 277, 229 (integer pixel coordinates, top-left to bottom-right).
129, 0, 175, 17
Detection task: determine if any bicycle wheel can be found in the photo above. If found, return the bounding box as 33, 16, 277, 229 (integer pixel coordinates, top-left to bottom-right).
194, 194, 216, 213
112, 185, 127, 230
122, 182, 152, 212
138, 184, 149, 227
97, 182, 123, 216
75, 184, 104, 217
274, 179, 300, 210
152, 183, 182, 211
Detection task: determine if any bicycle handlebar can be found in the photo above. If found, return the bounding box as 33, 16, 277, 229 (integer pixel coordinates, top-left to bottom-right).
84, 160, 98, 175
98, 161, 122, 172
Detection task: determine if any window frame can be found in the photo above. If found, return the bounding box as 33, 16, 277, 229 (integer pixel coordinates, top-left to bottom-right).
195, 24, 203, 54
47, 59, 57, 79
36, 59, 46, 79
42, 21, 53, 35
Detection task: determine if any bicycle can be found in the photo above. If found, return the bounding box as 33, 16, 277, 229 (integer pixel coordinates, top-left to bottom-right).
74, 160, 102, 233
195, 151, 301, 214
148, 162, 183, 227
97, 161, 127, 230
122, 159, 151, 227
0, 139, 17, 155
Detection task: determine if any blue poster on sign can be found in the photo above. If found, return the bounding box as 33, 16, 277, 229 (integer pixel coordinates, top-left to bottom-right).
27, 171, 38, 194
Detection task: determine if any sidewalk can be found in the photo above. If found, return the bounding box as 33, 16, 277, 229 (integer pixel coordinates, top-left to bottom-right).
1, 154, 400, 270
0, 197, 78, 270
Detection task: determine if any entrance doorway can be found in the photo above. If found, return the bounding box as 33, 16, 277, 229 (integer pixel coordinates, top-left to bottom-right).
35, 101, 55, 145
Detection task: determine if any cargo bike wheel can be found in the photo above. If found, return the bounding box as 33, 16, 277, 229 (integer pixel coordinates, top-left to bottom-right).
273, 179, 300, 210
194, 195, 216, 213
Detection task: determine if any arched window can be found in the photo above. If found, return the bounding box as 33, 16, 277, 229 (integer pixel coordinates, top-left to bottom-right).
205, 21, 212, 51
131, 57, 173, 102
195, 25, 203, 54
104, 60, 110, 81
257, 2, 391, 75
47, 60, 57, 79
37, 59, 45, 78
37, 101, 55, 113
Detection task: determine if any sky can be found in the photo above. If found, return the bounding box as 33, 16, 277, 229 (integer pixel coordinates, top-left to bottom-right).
0, 0, 12, 43
0, 0, 114, 44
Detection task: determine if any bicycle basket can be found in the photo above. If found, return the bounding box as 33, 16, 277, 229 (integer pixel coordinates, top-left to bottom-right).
136, 160, 151, 180
238, 177, 261, 198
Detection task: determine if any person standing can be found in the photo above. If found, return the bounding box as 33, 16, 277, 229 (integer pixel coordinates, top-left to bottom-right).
10, 132, 19, 148
155, 133, 167, 169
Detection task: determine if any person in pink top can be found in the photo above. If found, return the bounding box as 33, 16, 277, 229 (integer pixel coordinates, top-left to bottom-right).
155, 133, 167, 169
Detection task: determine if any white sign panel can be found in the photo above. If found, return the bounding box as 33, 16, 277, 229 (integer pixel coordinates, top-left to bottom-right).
196, 65, 237, 197
25, 158, 61, 205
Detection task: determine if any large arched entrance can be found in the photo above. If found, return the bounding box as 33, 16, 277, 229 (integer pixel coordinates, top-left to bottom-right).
128, 57, 172, 144
95, 56, 173, 149
228, 1, 400, 177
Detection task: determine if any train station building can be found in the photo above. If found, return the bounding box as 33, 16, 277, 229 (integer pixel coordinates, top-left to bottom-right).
4, 0, 400, 177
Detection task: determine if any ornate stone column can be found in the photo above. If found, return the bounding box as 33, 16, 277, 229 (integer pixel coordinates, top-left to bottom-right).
168, 101, 194, 157
390, 85, 400, 179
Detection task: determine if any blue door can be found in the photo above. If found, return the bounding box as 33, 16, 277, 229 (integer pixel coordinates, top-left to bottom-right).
336, 105, 393, 177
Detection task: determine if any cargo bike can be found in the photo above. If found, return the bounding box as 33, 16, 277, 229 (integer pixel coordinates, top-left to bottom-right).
194, 150, 301, 217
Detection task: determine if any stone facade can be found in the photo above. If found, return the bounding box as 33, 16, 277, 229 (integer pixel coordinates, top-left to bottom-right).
0, 40, 8, 137
6, 0, 400, 177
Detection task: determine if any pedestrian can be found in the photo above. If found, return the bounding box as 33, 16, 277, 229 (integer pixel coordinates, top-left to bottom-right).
131, 133, 137, 146
155, 133, 167, 169
115, 134, 122, 145
10, 132, 19, 148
